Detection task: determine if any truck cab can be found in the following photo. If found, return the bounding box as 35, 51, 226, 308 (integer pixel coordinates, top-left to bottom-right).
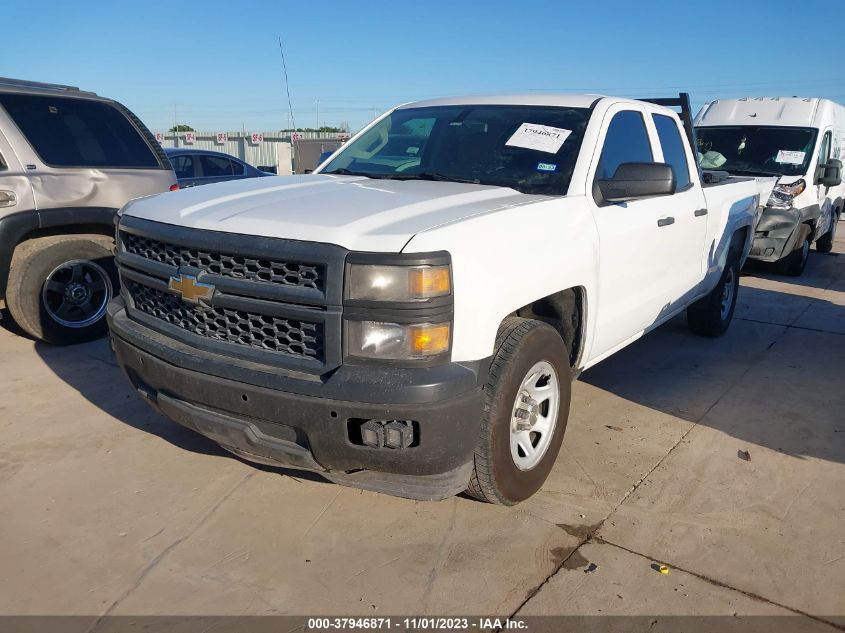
108, 94, 761, 504
695, 96, 845, 275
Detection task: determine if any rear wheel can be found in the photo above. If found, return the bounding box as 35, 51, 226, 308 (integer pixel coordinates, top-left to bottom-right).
778, 234, 810, 276
6, 235, 117, 345
466, 318, 571, 505
816, 212, 838, 253
687, 256, 739, 337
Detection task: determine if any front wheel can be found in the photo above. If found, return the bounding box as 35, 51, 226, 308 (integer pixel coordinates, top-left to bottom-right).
778, 235, 810, 276
6, 235, 118, 345
466, 318, 571, 505
687, 257, 740, 337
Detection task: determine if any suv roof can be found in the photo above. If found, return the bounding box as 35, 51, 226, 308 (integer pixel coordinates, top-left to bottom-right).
0, 77, 100, 98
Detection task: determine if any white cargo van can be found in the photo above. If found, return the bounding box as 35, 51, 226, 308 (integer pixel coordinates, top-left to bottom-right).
694, 97, 844, 275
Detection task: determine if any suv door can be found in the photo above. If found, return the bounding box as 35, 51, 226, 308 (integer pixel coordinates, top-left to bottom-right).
587, 106, 706, 360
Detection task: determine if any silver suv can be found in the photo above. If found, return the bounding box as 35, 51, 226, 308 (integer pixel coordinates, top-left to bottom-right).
0, 78, 176, 344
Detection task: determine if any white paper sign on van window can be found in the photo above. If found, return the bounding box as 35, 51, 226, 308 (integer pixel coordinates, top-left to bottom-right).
775, 150, 805, 164
506, 123, 572, 154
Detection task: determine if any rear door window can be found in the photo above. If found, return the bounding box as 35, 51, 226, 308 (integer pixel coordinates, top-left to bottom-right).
199, 155, 235, 177
230, 159, 245, 175
170, 154, 195, 179
652, 113, 691, 190
0, 94, 159, 168
595, 110, 653, 180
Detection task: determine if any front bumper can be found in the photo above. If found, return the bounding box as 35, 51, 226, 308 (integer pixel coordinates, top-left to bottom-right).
108, 298, 486, 500
748, 204, 819, 262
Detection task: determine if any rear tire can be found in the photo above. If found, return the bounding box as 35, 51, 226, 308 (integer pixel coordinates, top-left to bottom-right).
778, 234, 810, 276
466, 317, 571, 505
816, 212, 838, 254
687, 256, 740, 337
6, 235, 117, 345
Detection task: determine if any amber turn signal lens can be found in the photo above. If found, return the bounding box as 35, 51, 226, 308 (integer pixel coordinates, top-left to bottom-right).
409, 266, 450, 298
410, 324, 450, 355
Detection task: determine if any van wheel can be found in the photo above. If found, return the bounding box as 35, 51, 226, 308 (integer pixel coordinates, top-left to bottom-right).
466, 317, 571, 505
687, 256, 739, 337
6, 235, 118, 345
778, 235, 810, 276
816, 213, 838, 253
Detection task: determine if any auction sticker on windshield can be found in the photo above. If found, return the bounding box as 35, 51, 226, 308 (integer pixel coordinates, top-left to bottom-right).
775, 150, 806, 165
506, 123, 572, 154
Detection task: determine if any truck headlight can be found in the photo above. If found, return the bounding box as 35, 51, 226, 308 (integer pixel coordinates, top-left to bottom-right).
347, 321, 450, 359
766, 179, 806, 210
346, 264, 450, 302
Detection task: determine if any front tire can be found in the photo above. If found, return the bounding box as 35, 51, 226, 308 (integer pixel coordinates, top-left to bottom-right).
778, 234, 810, 276
466, 318, 571, 505
687, 256, 739, 337
6, 235, 118, 345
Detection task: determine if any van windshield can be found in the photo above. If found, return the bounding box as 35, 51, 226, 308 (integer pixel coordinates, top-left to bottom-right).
694, 125, 817, 177
320, 105, 591, 195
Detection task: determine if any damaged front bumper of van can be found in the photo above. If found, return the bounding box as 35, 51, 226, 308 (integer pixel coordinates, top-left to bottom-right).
748, 204, 819, 262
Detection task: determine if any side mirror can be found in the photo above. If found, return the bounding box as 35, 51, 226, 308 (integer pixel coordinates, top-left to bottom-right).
597, 162, 676, 204
816, 159, 842, 188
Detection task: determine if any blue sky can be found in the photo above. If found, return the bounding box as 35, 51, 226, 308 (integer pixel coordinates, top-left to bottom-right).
5, 0, 844, 133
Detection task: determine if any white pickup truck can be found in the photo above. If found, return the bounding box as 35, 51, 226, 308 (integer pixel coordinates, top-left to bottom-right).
108, 93, 764, 504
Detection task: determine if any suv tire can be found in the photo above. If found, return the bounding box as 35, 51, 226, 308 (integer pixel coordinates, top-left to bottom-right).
6, 235, 118, 345
466, 317, 571, 505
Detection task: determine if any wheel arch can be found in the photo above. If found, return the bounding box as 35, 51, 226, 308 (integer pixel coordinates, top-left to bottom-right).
0, 207, 116, 299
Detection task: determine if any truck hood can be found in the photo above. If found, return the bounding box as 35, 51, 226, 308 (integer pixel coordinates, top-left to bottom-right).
122, 174, 550, 252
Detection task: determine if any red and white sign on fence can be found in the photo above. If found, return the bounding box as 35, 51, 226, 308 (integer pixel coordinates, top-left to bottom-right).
290, 132, 304, 141
250, 132, 264, 144
154, 132, 165, 144
183, 132, 196, 144
215, 132, 228, 144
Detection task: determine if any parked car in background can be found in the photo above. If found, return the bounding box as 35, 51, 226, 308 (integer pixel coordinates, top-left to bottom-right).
109, 92, 763, 504
0, 77, 176, 344
695, 97, 844, 275
165, 148, 271, 188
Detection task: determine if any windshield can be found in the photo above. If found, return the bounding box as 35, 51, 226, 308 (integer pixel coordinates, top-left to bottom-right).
320, 105, 591, 195
694, 125, 818, 177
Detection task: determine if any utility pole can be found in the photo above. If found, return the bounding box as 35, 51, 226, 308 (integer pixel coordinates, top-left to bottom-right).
315, 97, 320, 131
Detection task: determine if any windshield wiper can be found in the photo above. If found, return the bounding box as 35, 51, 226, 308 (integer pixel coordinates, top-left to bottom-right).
723, 168, 783, 178
323, 168, 378, 178
390, 172, 482, 185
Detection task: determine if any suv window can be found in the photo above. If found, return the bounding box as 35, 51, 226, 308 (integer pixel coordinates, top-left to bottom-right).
595, 110, 653, 180
199, 155, 235, 177
0, 94, 159, 168
170, 154, 195, 180
652, 113, 691, 190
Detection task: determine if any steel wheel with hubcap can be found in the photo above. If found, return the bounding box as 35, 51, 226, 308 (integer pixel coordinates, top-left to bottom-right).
466, 317, 571, 505
510, 360, 560, 471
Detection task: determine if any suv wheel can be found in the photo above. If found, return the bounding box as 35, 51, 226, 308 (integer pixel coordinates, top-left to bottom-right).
466, 317, 571, 505
6, 235, 118, 345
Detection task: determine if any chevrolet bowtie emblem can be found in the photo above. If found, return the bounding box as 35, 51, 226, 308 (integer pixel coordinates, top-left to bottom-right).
168, 274, 215, 304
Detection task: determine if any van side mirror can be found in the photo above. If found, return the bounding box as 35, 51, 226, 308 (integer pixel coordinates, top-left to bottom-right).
816, 159, 842, 188
596, 162, 676, 204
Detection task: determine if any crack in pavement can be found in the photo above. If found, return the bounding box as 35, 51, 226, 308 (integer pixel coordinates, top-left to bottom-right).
86, 471, 255, 633
593, 538, 845, 631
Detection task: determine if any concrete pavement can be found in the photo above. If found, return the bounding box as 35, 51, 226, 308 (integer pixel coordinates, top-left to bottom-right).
1, 235, 843, 629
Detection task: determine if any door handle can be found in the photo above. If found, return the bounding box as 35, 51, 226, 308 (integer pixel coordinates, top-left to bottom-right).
657, 216, 675, 227
0, 190, 17, 208
694, 208, 708, 217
